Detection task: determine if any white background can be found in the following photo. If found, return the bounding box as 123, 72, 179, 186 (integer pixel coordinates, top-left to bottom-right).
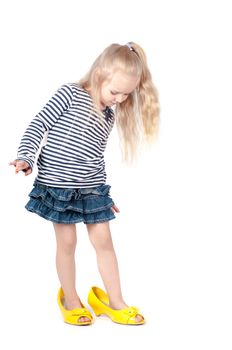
1, 0, 232, 349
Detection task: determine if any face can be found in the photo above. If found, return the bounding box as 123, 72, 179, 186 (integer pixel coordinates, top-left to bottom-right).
100, 71, 139, 109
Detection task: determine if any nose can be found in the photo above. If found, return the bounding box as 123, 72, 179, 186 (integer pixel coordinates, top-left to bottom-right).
115, 94, 126, 104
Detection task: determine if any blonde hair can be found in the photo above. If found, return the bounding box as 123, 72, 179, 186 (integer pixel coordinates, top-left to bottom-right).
78, 42, 160, 162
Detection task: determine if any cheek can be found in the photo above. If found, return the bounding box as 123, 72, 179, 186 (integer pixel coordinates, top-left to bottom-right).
101, 87, 110, 101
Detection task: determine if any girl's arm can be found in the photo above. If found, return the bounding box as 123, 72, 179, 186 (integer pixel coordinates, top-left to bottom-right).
14, 84, 73, 172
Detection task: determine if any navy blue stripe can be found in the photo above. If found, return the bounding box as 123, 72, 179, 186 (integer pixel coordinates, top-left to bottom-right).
17, 83, 114, 188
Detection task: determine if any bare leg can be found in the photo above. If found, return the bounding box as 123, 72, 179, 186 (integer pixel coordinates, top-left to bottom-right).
87, 222, 143, 322
53, 223, 90, 323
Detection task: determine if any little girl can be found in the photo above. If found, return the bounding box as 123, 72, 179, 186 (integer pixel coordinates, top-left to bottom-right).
10, 42, 160, 326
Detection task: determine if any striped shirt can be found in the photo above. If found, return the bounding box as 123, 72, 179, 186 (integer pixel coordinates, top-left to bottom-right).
17, 83, 115, 188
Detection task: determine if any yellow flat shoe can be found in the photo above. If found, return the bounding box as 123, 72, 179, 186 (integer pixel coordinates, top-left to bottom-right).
57, 287, 93, 326
88, 286, 145, 325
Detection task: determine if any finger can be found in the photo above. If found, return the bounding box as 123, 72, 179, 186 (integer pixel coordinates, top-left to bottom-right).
15, 161, 24, 170
114, 205, 120, 212
15, 166, 24, 173
15, 161, 29, 173
24, 168, 32, 176
112, 204, 120, 213
9, 160, 17, 167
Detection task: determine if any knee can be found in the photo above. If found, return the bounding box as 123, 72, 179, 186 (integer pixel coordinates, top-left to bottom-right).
87, 223, 114, 252
57, 235, 77, 255
89, 233, 113, 252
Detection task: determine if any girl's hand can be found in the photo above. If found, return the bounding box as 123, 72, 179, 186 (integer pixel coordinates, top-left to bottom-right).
111, 204, 120, 213
9, 160, 32, 176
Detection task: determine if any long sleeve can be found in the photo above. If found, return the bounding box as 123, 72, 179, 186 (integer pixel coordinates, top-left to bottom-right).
17, 84, 73, 169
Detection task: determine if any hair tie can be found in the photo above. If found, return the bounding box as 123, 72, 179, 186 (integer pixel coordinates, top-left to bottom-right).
125, 42, 136, 53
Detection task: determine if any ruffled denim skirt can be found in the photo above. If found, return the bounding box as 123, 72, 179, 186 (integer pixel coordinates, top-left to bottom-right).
25, 182, 116, 224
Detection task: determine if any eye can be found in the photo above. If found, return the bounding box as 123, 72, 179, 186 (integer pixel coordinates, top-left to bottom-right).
110, 91, 130, 96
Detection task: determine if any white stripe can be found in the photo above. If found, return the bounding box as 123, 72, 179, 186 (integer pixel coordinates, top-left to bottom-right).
17, 83, 114, 188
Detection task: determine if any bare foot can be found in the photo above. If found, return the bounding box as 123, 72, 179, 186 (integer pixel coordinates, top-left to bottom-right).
64, 298, 91, 323
109, 301, 144, 323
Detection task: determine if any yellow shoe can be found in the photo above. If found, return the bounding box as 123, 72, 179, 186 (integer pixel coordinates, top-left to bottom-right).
57, 287, 93, 326
88, 286, 145, 325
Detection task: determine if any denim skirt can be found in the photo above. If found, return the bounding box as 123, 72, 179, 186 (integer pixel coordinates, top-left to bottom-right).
25, 182, 116, 224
